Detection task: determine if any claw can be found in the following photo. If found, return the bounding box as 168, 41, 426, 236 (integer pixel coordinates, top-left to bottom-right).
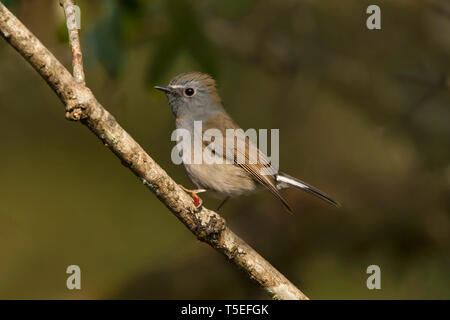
192, 194, 201, 208
179, 185, 206, 208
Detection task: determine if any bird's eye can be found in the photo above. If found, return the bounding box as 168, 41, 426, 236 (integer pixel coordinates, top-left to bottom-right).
184, 88, 195, 96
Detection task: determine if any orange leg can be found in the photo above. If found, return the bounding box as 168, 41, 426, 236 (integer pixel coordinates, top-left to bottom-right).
179, 185, 207, 208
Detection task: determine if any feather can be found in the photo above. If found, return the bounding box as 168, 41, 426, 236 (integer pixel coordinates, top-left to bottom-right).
203, 114, 293, 213
276, 172, 340, 207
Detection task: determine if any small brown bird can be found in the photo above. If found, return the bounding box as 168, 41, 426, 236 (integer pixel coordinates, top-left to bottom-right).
156, 72, 339, 212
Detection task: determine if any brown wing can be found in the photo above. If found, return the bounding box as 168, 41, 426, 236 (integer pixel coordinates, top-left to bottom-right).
202, 114, 293, 213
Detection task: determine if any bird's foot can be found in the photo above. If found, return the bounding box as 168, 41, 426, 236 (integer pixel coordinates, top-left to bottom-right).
179, 185, 207, 208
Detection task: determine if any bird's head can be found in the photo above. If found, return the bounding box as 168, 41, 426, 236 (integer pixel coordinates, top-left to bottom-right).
155, 72, 224, 120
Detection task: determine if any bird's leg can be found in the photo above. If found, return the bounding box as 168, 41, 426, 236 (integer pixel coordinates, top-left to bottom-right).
216, 196, 230, 212
179, 185, 207, 208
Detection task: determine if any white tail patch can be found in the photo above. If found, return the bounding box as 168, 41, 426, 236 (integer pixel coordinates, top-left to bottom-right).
276, 174, 309, 190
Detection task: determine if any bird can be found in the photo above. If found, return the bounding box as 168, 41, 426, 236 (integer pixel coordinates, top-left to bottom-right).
155, 72, 340, 213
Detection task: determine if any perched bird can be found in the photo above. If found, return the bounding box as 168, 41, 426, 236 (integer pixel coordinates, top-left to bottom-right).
155, 72, 339, 213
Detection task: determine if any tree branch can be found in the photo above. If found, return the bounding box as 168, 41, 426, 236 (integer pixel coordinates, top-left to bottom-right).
0, 2, 308, 300
60, 0, 85, 84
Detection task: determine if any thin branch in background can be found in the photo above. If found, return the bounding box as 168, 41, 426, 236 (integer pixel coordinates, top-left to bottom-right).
60, 0, 85, 84
431, 0, 450, 20
406, 79, 446, 116
0, 1, 308, 300
396, 72, 440, 88
396, 70, 449, 119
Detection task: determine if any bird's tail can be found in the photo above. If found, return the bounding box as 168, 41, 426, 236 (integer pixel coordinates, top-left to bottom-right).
276, 172, 341, 207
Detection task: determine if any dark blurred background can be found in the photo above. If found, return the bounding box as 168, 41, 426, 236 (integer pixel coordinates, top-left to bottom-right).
0, 0, 449, 299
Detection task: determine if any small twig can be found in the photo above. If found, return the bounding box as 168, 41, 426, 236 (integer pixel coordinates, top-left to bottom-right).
60, 0, 85, 84
0, 2, 308, 300
399, 72, 449, 119
431, 0, 450, 20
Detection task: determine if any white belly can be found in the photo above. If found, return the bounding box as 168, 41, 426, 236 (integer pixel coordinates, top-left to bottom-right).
183, 162, 256, 197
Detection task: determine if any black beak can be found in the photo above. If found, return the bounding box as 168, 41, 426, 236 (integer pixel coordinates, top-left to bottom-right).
154, 86, 171, 93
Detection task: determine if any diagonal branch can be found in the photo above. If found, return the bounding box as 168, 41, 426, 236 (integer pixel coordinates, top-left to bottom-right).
0, 1, 308, 300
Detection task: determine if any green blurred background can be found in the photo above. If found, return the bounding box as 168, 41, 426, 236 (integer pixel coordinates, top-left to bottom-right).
0, 0, 449, 299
